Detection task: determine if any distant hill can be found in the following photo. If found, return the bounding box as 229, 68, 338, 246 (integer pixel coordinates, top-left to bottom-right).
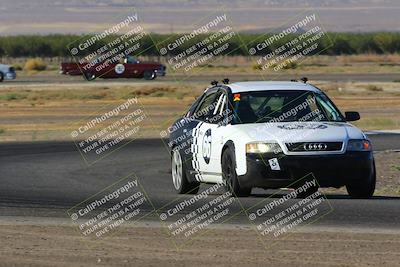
0, 0, 399, 35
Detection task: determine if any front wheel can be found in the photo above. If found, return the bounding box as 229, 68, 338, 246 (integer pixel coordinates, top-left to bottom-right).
171, 148, 199, 194
346, 164, 376, 199
143, 70, 156, 80
222, 149, 251, 197
83, 71, 96, 81
0, 72, 4, 82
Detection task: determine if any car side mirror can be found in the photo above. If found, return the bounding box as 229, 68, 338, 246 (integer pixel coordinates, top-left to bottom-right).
345, 111, 360, 121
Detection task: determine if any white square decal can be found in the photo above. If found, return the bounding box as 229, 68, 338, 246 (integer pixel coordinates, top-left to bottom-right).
268, 158, 281, 171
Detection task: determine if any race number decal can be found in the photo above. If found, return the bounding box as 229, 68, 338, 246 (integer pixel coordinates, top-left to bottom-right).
115, 64, 125, 74
202, 129, 212, 164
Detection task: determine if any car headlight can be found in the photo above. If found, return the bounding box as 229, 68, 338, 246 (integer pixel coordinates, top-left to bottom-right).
347, 139, 371, 151
246, 142, 281, 154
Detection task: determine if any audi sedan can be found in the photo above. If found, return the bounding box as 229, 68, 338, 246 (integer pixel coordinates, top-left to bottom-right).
169, 81, 375, 198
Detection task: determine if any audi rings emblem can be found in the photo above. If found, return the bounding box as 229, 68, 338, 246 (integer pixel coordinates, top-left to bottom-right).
303, 143, 328, 151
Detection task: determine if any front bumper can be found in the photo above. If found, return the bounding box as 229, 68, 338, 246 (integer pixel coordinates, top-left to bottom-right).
238, 151, 374, 189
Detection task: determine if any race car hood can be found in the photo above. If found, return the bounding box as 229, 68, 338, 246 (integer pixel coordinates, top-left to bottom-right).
230, 121, 366, 143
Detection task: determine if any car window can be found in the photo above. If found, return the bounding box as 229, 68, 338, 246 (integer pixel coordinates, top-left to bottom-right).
185, 95, 203, 117
124, 56, 138, 64
315, 94, 342, 121
254, 95, 285, 114
194, 91, 218, 121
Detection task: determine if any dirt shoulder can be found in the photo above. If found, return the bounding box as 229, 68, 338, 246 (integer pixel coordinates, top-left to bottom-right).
0, 220, 400, 267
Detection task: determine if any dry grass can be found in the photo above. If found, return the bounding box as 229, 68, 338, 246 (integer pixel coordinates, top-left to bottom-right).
24, 58, 47, 71
0, 81, 399, 142
0, 85, 202, 102
339, 54, 400, 64
365, 84, 383, 92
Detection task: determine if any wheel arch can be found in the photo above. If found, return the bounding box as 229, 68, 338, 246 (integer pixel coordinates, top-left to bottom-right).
170, 143, 176, 158
221, 140, 236, 167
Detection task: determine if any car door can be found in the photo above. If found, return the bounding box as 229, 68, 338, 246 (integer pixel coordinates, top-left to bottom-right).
170, 90, 218, 183
169, 94, 205, 183
206, 88, 230, 183
123, 62, 141, 78
192, 89, 227, 183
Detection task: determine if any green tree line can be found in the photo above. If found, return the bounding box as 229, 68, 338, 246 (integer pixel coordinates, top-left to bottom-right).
0, 32, 399, 58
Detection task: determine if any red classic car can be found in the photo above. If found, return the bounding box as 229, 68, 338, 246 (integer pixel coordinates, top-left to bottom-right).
60, 56, 166, 80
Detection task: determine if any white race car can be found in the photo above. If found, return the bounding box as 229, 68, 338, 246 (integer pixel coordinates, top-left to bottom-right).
169, 80, 375, 198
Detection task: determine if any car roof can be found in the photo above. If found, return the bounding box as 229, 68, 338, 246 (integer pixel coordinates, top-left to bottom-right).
227, 81, 321, 93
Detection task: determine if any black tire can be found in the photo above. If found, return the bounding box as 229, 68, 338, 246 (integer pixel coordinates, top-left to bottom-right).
222, 148, 251, 197
346, 163, 376, 199
143, 70, 156, 80
83, 72, 96, 81
0, 72, 4, 82
171, 148, 200, 194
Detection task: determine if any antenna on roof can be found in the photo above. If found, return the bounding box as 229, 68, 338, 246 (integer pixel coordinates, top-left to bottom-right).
300, 77, 308, 83
211, 80, 219, 86
222, 78, 229, 84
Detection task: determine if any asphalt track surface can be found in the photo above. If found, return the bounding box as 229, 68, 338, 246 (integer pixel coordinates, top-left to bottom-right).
0, 134, 399, 230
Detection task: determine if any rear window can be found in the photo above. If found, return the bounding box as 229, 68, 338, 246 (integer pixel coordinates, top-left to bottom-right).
9, 67, 15, 72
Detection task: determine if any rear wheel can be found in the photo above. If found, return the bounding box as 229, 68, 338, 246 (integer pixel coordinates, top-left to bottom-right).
143, 70, 156, 80
0, 72, 4, 82
222, 149, 251, 197
346, 164, 376, 199
171, 148, 199, 194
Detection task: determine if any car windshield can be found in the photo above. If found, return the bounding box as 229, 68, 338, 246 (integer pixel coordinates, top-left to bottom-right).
231, 90, 345, 124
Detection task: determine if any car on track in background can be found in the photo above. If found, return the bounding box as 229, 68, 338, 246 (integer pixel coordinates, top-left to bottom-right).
169, 80, 376, 198
60, 56, 166, 81
0, 64, 17, 82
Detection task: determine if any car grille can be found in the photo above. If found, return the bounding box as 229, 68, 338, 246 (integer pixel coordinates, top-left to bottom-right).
286, 142, 343, 152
